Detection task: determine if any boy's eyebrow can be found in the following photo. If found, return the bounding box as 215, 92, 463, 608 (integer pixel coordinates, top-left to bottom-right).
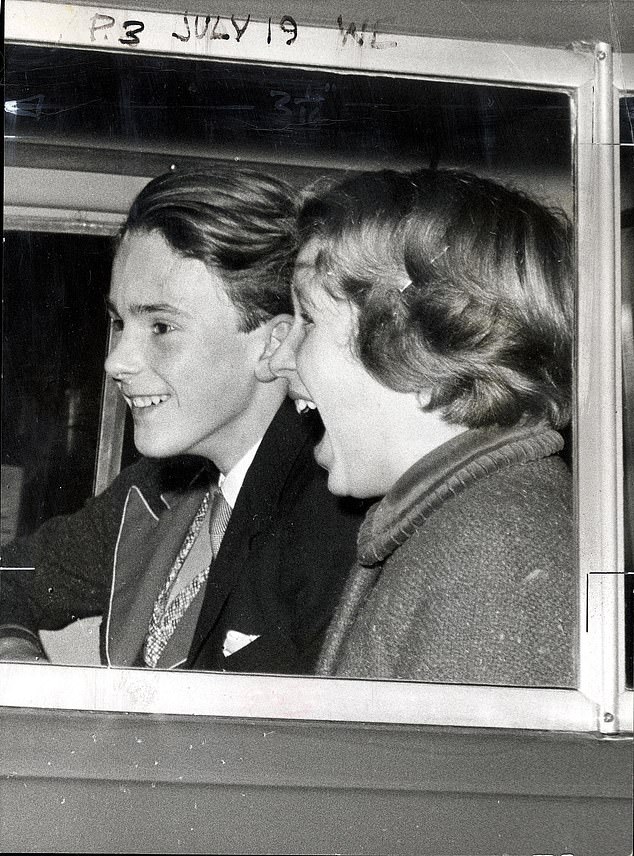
105, 298, 189, 317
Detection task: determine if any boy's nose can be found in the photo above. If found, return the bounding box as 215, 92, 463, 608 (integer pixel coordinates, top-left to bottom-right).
104, 330, 142, 381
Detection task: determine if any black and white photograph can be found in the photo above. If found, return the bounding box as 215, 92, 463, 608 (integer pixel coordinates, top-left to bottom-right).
1, 1, 633, 853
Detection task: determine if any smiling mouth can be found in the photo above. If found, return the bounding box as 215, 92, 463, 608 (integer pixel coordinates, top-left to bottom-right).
293, 397, 317, 416
123, 394, 170, 409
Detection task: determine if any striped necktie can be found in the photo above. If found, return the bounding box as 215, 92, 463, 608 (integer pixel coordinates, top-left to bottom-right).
142, 487, 232, 668
208, 486, 232, 560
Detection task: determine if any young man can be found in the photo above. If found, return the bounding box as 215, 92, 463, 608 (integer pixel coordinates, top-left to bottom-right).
0, 168, 363, 673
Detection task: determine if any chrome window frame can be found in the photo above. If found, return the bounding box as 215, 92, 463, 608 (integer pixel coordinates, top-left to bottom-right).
2, 0, 632, 735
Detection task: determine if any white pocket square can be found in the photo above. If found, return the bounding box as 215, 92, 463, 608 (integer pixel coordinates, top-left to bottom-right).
223, 630, 261, 657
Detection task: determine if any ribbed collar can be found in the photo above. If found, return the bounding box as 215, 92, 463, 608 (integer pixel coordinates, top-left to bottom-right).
357, 423, 564, 566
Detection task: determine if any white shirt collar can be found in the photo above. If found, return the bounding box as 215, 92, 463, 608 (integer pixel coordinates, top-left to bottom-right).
217, 439, 262, 509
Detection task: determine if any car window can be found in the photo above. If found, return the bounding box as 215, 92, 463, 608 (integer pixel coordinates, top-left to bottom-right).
2, 5, 631, 734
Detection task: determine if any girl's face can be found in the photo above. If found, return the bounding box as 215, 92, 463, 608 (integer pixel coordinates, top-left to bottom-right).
269, 241, 438, 499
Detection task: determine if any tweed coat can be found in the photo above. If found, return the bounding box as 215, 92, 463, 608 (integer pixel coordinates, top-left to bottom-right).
318, 423, 575, 688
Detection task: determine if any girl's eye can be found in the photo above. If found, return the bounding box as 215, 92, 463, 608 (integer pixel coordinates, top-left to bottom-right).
152, 322, 175, 335
299, 309, 314, 327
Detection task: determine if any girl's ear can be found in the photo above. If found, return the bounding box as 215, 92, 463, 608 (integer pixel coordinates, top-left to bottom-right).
254, 315, 293, 382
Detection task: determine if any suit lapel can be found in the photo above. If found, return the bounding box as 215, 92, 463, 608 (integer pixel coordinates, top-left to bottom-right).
188, 400, 313, 662
105, 483, 208, 666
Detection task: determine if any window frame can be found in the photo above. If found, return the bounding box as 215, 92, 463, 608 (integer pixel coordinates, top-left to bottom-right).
2, 0, 632, 736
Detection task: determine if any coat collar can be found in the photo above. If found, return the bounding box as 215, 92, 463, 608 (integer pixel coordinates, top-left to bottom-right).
157, 461, 214, 511
357, 423, 564, 567
105, 483, 209, 666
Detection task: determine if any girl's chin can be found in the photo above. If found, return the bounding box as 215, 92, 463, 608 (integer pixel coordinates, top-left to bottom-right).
315, 435, 357, 497
326, 474, 351, 497
314, 430, 329, 463
314, 434, 342, 491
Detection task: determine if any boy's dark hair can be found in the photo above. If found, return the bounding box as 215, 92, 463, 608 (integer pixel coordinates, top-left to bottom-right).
123, 167, 298, 331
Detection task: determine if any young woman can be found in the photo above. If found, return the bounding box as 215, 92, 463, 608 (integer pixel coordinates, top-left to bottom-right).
269, 168, 575, 687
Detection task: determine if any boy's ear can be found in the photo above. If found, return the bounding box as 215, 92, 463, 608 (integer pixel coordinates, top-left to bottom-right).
415, 389, 432, 409
254, 314, 293, 382
262, 315, 293, 359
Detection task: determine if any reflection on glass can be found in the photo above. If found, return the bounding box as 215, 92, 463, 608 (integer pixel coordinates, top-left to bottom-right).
5, 45, 572, 187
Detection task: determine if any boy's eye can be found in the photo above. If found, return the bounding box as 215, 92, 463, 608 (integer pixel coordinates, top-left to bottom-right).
152, 322, 175, 335
110, 317, 123, 333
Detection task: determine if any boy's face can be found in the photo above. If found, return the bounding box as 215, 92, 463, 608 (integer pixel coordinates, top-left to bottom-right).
105, 230, 268, 467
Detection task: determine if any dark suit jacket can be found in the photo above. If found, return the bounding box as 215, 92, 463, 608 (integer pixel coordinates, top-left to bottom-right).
0, 400, 364, 674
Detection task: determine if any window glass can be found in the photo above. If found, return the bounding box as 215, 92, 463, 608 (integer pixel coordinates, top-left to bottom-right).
5, 44, 572, 186
1, 232, 112, 541
2, 42, 578, 687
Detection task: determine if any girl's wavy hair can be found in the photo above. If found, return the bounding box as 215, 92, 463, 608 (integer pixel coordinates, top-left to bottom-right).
122, 167, 299, 332
298, 168, 573, 430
